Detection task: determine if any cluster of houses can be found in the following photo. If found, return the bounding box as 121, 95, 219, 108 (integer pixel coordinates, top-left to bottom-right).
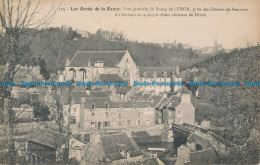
7, 50, 198, 164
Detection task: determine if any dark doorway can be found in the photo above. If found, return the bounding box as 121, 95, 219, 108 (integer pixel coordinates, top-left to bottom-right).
196, 144, 203, 150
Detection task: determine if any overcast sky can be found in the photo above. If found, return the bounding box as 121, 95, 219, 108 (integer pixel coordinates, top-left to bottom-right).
38, 0, 260, 49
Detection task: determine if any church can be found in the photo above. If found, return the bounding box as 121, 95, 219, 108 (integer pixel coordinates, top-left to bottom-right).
60, 50, 182, 93
63, 50, 139, 86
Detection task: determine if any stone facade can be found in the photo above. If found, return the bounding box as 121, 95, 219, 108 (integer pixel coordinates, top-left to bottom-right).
63, 50, 140, 86
62, 50, 182, 94
155, 91, 195, 126
63, 96, 156, 131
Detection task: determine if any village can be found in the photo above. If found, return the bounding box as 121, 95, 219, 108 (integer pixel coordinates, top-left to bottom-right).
0, 0, 259, 163
0, 49, 233, 165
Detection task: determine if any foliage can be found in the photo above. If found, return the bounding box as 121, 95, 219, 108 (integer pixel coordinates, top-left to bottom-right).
187, 46, 260, 163
17, 27, 203, 73
32, 101, 50, 121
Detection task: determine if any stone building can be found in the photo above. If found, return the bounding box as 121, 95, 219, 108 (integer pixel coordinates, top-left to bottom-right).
138, 66, 182, 94
62, 50, 140, 86
60, 50, 182, 94
81, 132, 143, 165
155, 88, 195, 126
26, 128, 86, 164
62, 90, 166, 131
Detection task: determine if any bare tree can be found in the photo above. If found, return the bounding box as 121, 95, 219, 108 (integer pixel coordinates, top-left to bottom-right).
0, 0, 62, 164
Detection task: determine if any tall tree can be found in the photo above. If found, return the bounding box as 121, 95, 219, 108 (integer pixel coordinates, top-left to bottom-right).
0, 0, 61, 164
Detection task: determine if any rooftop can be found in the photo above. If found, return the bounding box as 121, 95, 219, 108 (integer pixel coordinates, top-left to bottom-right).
138, 67, 177, 78
68, 51, 128, 67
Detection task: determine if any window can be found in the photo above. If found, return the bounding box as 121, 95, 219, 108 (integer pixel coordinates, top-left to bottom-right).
127, 120, 131, 126
70, 116, 76, 124
137, 112, 141, 116
104, 121, 110, 127
119, 113, 122, 117
105, 112, 109, 118
163, 72, 167, 77
137, 120, 141, 125
91, 112, 95, 116
153, 71, 157, 78
106, 104, 109, 109
91, 122, 95, 128
91, 104, 95, 109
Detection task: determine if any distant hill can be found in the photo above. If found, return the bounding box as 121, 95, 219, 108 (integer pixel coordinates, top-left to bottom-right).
20, 27, 206, 73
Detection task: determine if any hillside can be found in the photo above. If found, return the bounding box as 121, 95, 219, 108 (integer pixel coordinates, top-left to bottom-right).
19, 27, 205, 73
186, 46, 259, 164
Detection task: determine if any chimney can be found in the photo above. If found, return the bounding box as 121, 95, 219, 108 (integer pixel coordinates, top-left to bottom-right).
176, 66, 180, 75
162, 93, 167, 99
86, 88, 90, 95
79, 96, 85, 130
66, 58, 70, 66
122, 129, 132, 137
181, 94, 191, 103
90, 131, 101, 143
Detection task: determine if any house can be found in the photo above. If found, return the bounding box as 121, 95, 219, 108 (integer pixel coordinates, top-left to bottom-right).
63, 96, 156, 131
26, 128, 86, 164
13, 65, 43, 83
62, 50, 182, 94
155, 88, 195, 126
81, 131, 143, 164
64, 50, 140, 86
138, 67, 182, 94
13, 104, 34, 120
176, 145, 217, 165
62, 88, 169, 132
116, 86, 135, 101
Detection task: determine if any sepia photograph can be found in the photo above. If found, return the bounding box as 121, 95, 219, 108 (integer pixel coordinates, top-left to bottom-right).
0, 0, 259, 164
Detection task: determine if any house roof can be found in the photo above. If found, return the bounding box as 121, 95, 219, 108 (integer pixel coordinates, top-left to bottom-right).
100, 133, 143, 161
138, 67, 176, 78
85, 99, 151, 109
27, 128, 68, 149
99, 74, 124, 83
150, 95, 165, 107
132, 131, 162, 143
82, 133, 142, 163
155, 95, 181, 110
82, 142, 106, 164
116, 86, 133, 95
68, 51, 127, 67
138, 94, 152, 102
132, 92, 143, 101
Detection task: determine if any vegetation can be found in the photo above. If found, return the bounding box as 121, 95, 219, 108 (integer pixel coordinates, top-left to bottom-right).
17, 27, 204, 73
187, 46, 260, 164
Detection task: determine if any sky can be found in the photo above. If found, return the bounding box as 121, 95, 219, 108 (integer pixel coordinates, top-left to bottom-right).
36, 0, 260, 49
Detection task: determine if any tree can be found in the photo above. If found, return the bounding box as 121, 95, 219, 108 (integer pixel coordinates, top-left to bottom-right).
32, 101, 50, 121
0, 0, 61, 164
38, 57, 50, 80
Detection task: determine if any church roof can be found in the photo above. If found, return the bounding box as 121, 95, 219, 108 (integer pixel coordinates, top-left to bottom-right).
99, 74, 124, 83
68, 51, 127, 67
